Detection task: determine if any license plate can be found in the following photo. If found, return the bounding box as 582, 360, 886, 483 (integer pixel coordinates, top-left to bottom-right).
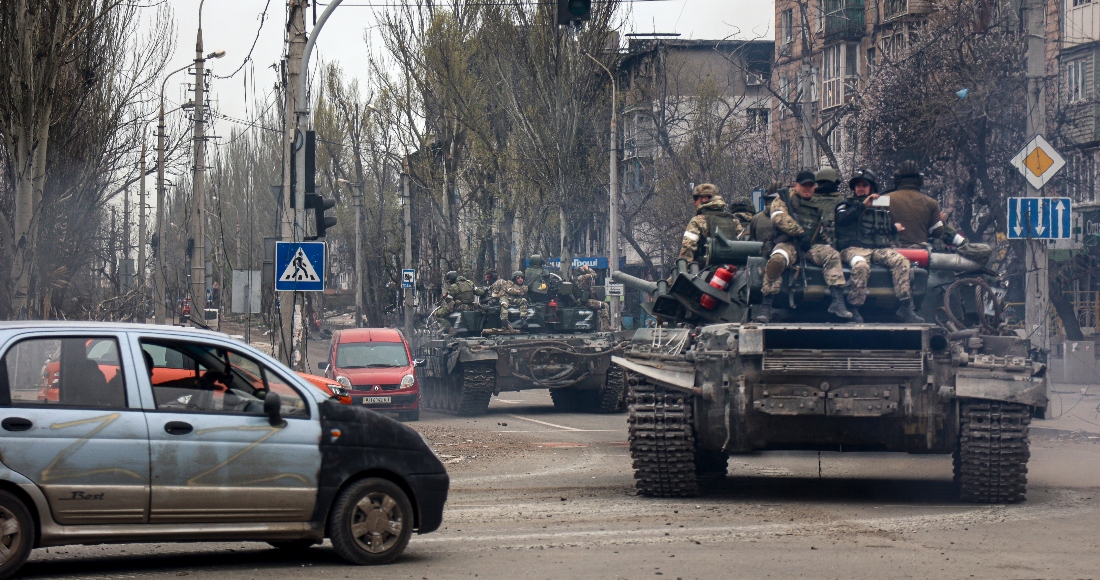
361, 396, 391, 404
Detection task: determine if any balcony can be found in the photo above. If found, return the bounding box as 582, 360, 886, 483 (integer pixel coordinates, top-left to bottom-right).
825, 0, 866, 42
884, 0, 932, 21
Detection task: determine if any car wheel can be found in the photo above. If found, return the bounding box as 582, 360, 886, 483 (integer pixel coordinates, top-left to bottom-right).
0, 490, 34, 580
267, 539, 319, 552
329, 478, 414, 565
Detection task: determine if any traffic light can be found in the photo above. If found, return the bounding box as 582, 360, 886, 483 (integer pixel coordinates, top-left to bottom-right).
557, 0, 591, 26
305, 192, 337, 239
289, 131, 317, 208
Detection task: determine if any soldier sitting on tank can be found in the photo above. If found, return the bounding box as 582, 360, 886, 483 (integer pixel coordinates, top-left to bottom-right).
523, 255, 555, 303
679, 183, 743, 263
886, 161, 992, 264
726, 195, 757, 240
834, 169, 924, 324
574, 264, 610, 331
756, 169, 852, 323
433, 270, 485, 336
493, 271, 530, 330
748, 182, 784, 244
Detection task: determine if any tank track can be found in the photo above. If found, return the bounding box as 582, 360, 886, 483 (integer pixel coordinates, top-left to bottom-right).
456, 361, 495, 417
956, 400, 1031, 503
594, 365, 626, 414
627, 373, 700, 497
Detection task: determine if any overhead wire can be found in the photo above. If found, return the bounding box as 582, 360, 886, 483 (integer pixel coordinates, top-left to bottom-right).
213, 0, 273, 80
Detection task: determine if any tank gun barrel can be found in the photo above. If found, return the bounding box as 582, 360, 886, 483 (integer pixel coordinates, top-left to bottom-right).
613, 271, 659, 295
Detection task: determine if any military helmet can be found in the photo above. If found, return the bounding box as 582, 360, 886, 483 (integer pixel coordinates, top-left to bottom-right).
485, 269, 498, 279
815, 167, 841, 185
892, 160, 924, 188
445, 270, 458, 283
529, 254, 543, 267
511, 270, 525, 281
847, 168, 880, 193
692, 183, 719, 198
729, 196, 755, 213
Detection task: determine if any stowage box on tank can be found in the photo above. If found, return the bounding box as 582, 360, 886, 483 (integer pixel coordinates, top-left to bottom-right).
613, 237, 1047, 503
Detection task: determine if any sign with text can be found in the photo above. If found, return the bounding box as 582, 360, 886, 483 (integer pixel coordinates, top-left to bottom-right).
401, 269, 416, 289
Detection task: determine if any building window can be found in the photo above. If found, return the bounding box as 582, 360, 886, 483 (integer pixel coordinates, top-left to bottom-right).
822, 44, 844, 109
817, 0, 826, 32
1073, 0, 1092, 7
1067, 59, 1087, 103
1065, 151, 1096, 203
782, 9, 794, 45
747, 108, 770, 133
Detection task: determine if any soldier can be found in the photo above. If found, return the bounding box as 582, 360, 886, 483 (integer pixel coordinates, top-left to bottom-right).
834, 169, 924, 324
679, 183, 743, 263
886, 161, 967, 249
484, 269, 499, 287
495, 271, 530, 330
755, 169, 852, 323
574, 264, 610, 330
727, 195, 757, 240
524, 254, 554, 302
432, 270, 484, 336
748, 182, 785, 244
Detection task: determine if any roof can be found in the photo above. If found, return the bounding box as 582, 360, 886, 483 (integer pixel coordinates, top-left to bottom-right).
335, 328, 406, 344
0, 321, 229, 338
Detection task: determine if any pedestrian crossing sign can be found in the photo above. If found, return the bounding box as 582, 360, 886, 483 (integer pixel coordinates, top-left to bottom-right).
275, 242, 325, 291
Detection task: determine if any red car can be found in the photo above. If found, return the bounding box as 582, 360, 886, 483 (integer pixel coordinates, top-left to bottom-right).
320, 328, 420, 421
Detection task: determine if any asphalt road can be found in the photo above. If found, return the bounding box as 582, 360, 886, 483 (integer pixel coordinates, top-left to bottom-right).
19, 385, 1100, 580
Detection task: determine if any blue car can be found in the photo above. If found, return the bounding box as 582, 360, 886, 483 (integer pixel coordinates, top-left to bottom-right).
0, 322, 448, 578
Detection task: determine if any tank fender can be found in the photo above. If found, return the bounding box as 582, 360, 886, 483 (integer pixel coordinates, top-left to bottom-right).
449, 347, 499, 373
611, 356, 697, 394
955, 369, 1047, 409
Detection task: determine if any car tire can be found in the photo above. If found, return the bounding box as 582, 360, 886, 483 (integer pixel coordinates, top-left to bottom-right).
267, 539, 319, 552
399, 409, 420, 422
0, 489, 34, 580
329, 478, 414, 565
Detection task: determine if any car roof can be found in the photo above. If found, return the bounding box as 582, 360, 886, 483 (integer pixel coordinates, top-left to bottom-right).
336, 328, 406, 344
0, 321, 229, 339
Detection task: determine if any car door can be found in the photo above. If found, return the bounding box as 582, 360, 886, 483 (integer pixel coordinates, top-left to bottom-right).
135, 335, 321, 523
0, 332, 150, 524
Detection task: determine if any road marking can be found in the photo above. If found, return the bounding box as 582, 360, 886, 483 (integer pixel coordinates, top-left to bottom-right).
508, 414, 584, 431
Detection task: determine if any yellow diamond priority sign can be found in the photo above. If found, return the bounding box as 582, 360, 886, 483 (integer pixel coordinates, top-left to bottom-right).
1010, 135, 1065, 189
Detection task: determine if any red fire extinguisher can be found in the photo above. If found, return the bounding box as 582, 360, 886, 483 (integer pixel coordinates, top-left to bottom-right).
700, 266, 736, 310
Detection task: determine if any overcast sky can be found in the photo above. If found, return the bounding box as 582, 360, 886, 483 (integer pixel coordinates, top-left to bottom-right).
152, 1, 774, 146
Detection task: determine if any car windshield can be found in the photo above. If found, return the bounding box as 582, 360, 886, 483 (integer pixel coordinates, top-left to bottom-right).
336, 342, 409, 369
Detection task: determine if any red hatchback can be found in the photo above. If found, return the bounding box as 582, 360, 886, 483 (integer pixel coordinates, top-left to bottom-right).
320, 328, 421, 421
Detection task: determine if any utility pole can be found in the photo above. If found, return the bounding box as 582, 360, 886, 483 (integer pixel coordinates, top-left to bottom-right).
403, 157, 413, 338
279, 0, 306, 367
584, 52, 621, 331
155, 64, 191, 325
1024, 0, 1050, 356
798, 2, 815, 168
138, 139, 147, 322
338, 178, 364, 327
189, 25, 207, 328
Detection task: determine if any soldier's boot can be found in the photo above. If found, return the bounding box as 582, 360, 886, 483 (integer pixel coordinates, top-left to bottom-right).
849, 306, 863, 324
896, 299, 925, 323
754, 296, 775, 323
827, 287, 854, 319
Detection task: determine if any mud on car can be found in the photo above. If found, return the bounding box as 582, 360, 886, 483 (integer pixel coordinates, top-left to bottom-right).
0, 322, 448, 579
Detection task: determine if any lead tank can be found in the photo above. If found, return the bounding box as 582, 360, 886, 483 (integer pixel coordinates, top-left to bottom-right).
414, 279, 629, 416
613, 235, 1046, 503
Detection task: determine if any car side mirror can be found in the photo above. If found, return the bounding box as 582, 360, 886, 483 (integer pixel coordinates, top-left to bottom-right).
263, 391, 287, 428
316, 361, 329, 371
413, 359, 425, 367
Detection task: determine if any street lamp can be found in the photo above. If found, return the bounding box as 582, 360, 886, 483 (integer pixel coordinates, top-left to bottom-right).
584, 51, 620, 331
337, 177, 365, 328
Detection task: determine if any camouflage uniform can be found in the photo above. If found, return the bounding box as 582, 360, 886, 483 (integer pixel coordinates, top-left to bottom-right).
841, 248, 912, 306
679, 196, 743, 262
493, 277, 529, 323
575, 270, 610, 330
433, 276, 483, 333
761, 192, 846, 296
835, 194, 912, 307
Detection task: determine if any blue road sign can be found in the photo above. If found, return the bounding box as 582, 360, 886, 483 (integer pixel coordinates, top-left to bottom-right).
275, 242, 325, 291
1007, 197, 1072, 240
401, 269, 416, 289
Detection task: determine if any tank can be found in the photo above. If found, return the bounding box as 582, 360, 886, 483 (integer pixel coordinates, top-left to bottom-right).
613, 236, 1046, 503
413, 278, 628, 416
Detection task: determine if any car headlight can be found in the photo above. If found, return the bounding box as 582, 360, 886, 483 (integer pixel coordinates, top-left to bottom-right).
336, 376, 352, 389
400, 373, 416, 388
328, 383, 349, 398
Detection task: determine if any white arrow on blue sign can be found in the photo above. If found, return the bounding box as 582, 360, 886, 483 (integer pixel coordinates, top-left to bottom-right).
275, 242, 326, 291
1007, 197, 1072, 240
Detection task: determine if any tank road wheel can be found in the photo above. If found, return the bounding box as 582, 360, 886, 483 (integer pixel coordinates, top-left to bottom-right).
0, 489, 34, 580
456, 361, 495, 416
956, 400, 1031, 504
329, 478, 414, 565
593, 364, 627, 414
627, 374, 700, 497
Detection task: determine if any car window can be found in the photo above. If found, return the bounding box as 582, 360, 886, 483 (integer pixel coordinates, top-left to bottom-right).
336, 342, 409, 369
141, 340, 307, 417
2, 337, 127, 408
